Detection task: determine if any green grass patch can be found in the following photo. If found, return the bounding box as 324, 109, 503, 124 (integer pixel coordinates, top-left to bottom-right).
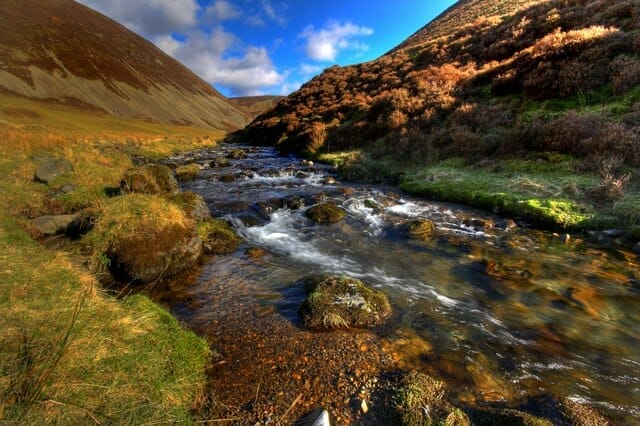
400, 158, 621, 230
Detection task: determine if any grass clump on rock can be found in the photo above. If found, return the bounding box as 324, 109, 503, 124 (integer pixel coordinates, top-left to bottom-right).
393, 371, 470, 426
298, 276, 391, 330
175, 163, 201, 182
169, 191, 211, 222
305, 203, 346, 224
91, 194, 201, 283
120, 164, 178, 195
197, 218, 241, 254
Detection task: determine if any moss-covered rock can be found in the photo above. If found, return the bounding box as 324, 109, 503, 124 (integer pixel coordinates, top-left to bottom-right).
305, 203, 346, 224
298, 276, 391, 330
198, 218, 242, 254
213, 156, 231, 167
175, 163, 201, 182
120, 164, 178, 195
91, 194, 201, 283
227, 148, 247, 159
393, 371, 471, 426
245, 246, 267, 258
170, 191, 210, 222
408, 219, 436, 240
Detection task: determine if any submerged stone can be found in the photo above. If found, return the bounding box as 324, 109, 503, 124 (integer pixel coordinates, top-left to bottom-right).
299, 276, 391, 330
407, 219, 436, 240
305, 203, 346, 224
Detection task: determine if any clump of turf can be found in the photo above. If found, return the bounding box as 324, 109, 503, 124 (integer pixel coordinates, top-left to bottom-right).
175, 163, 201, 182
298, 276, 392, 330
169, 191, 211, 222
393, 371, 470, 426
90, 194, 201, 283
120, 164, 178, 195
305, 203, 346, 224
197, 218, 242, 254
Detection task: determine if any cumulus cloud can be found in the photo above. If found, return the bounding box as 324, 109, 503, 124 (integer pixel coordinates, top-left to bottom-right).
158, 29, 285, 96
300, 20, 373, 62
205, 1, 241, 22
77, 0, 198, 35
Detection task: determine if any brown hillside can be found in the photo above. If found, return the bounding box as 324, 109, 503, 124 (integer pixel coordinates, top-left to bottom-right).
240, 0, 640, 163
0, 0, 247, 130
228, 96, 285, 121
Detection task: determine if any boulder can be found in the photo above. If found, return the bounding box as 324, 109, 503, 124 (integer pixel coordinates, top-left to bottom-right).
92, 194, 201, 283
120, 164, 178, 195
298, 276, 391, 330
213, 156, 231, 167
30, 214, 77, 237
227, 148, 247, 159
305, 204, 346, 224
198, 218, 242, 254
34, 158, 73, 184
175, 163, 201, 182
170, 192, 211, 222
219, 173, 236, 183
408, 219, 436, 240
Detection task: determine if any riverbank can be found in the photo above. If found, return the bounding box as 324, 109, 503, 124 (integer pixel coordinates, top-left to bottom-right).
0, 109, 220, 423
318, 150, 640, 237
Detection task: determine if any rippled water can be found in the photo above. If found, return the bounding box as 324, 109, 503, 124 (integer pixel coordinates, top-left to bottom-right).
167, 145, 640, 421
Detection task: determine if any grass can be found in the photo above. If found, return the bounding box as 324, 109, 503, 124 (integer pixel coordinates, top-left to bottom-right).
0, 96, 220, 423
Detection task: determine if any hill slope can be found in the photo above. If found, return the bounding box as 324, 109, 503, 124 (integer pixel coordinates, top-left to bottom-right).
228, 96, 285, 121
239, 0, 640, 230
0, 0, 247, 131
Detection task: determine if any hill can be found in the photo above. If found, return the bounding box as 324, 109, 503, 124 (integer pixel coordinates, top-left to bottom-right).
0, 0, 247, 131
239, 0, 640, 231
228, 96, 285, 121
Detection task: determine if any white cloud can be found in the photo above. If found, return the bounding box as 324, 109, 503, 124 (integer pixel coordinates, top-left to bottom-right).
77, 0, 199, 35
300, 63, 322, 77
205, 1, 241, 22
300, 21, 373, 62
160, 29, 285, 96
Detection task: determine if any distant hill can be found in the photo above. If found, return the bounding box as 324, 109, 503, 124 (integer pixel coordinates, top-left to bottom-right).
240, 0, 640, 161
228, 96, 285, 121
0, 0, 248, 131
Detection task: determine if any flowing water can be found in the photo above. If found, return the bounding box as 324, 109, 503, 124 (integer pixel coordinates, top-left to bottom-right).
160, 144, 640, 423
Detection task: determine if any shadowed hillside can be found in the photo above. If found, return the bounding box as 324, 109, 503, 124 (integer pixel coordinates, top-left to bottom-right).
240, 0, 640, 230
228, 96, 285, 121
0, 0, 247, 130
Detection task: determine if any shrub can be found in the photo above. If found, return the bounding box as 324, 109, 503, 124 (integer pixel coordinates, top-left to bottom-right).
610, 54, 640, 94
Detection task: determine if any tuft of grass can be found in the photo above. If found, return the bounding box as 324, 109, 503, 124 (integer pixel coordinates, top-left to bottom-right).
175, 163, 201, 182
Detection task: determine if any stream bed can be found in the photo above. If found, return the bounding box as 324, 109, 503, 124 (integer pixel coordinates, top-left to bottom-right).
154, 144, 639, 424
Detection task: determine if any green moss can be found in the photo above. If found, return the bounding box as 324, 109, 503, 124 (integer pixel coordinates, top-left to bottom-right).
305, 203, 346, 224
197, 218, 241, 254
175, 163, 201, 182
298, 276, 392, 330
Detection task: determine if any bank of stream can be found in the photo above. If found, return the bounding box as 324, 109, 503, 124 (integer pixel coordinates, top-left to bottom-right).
152, 144, 639, 424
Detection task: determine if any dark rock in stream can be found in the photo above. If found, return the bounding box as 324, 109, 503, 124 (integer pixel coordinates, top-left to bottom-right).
212, 156, 231, 167
218, 173, 235, 182
306, 203, 346, 224
407, 219, 436, 241
299, 276, 392, 330
227, 148, 247, 159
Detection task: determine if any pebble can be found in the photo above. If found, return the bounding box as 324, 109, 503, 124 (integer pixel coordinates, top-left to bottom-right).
360, 399, 368, 414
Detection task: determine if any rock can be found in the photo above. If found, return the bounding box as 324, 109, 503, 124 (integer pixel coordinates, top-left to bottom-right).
339, 187, 356, 196
34, 158, 73, 184
59, 184, 75, 194
198, 218, 242, 254
496, 219, 517, 231
245, 247, 267, 258
30, 214, 77, 237
559, 397, 610, 426
302, 160, 314, 166
559, 234, 571, 243
227, 148, 247, 159
92, 194, 201, 283
213, 156, 231, 167
633, 242, 640, 255
322, 177, 337, 185
170, 192, 210, 222
467, 408, 552, 426
298, 276, 392, 329
360, 399, 368, 414
282, 195, 306, 210
219, 173, 236, 183
408, 219, 436, 240
296, 171, 310, 179
483, 259, 532, 281
363, 199, 378, 209
175, 163, 201, 182
305, 204, 346, 224
120, 164, 178, 195
601, 229, 625, 238
463, 218, 494, 229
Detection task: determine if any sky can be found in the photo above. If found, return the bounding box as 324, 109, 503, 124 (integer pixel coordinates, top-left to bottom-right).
77, 0, 457, 97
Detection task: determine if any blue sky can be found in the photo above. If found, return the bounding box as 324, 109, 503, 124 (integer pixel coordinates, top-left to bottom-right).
78, 0, 457, 97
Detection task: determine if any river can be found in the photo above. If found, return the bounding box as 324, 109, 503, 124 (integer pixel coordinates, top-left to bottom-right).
154, 144, 639, 424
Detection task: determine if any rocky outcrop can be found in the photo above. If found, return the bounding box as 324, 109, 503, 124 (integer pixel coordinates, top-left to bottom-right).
34, 158, 73, 184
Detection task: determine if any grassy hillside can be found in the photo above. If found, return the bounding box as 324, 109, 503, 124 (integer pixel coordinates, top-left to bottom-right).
240, 0, 640, 231
0, 0, 248, 131
228, 95, 285, 120
0, 98, 221, 423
